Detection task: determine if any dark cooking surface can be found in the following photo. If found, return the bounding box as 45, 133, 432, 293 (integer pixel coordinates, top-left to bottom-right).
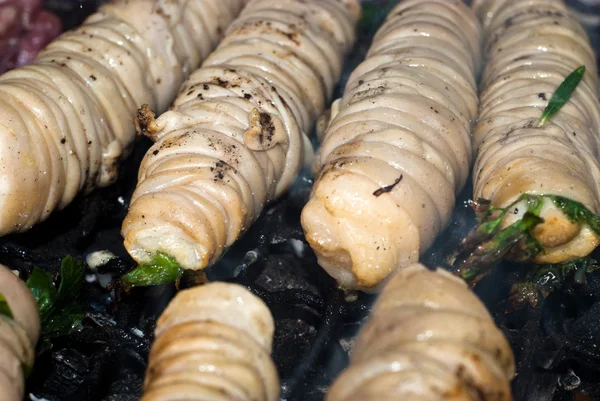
2, 1, 600, 400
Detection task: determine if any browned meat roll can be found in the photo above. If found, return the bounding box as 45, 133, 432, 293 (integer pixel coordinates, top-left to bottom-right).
141, 282, 279, 401
0, 0, 244, 235
122, 0, 360, 272
0, 264, 40, 401
326, 264, 515, 401
301, 0, 482, 291
470, 0, 600, 264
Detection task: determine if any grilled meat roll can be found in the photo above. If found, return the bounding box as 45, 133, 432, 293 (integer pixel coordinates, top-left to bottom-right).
326, 264, 515, 401
301, 0, 481, 291
141, 282, 279, 401
470, 0, 600, 263
0, 0, 244, 235
122, 0, 360, 271
0, 265, 40, 401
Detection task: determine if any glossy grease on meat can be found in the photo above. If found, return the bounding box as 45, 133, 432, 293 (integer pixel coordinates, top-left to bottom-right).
301, 0, 481, 291
471, 0, 600, 263
0, 0, 244, 235
326, 264, 515, 401
0, 264, 40, 401
122, 0, 360, 271
141, 282, 279, 401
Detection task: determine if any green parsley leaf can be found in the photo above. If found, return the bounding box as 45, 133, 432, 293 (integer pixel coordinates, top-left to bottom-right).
26, 268, 58, 318
26, 257, 85, 354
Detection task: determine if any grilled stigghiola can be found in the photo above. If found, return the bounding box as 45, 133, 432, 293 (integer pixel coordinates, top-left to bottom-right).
466, 0, 600, 268
141, 283, 279, 401
326, 264, 515, 401
0, 0, 243, 235
301, 0, 482, 291
122, 0, 360, 273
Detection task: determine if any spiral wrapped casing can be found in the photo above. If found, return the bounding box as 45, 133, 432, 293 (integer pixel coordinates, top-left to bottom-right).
0, 0, 244, 235
122, 0, 360, 271
326, 264, 515, 401
301, 0, 482, 291
141, 282, 279, 401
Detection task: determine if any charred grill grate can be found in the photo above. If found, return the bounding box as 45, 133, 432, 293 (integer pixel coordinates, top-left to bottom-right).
0, 1, 599, 401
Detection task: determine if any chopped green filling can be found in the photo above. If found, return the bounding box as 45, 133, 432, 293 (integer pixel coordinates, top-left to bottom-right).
455, 194, 600, 284
121, 252, 183, 289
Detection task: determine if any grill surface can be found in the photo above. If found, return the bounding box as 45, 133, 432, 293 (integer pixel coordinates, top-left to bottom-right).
2, 1, 599, 400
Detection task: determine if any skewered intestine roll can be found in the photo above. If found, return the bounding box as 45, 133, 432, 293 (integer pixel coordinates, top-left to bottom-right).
301, 0, 481, 291
141, 283, 279, 401
0, 0, 244, 235
327, 264, 515, 401
470, 0, 600, 263
0, 265, 40, 401
122, 0, 360, 271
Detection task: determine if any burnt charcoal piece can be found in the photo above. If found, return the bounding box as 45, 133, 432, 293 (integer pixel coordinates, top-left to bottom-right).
497, 268, 600, 401
538, 292, 600, 372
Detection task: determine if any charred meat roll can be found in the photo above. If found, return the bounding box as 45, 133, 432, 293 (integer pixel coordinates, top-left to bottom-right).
0, 0, 244, 235
0, 264, 40, 401
301, 0, 482, 291
122, 0, 360, 271
141, 282, 279, 401
326, 264, 515, 401
469, 0, 600, 264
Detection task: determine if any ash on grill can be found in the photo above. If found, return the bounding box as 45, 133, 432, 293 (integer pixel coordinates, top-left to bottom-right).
0, 1, 599, 401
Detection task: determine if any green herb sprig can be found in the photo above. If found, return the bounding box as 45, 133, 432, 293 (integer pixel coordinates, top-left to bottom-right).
26, 256, 85, 353
121, 252, 183, 290
537, 65, 586, 127
454, 194, 600, 284
507, 256, 599, 312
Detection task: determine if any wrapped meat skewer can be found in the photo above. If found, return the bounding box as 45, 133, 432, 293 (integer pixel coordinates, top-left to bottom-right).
326, 264, 515, 401
122, 0, 360, 273
141, 283, 279, 401
0, 264, 40, 401
0, 0, 244, 235
457, 0, 600, 275
301, 0, 482, 291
